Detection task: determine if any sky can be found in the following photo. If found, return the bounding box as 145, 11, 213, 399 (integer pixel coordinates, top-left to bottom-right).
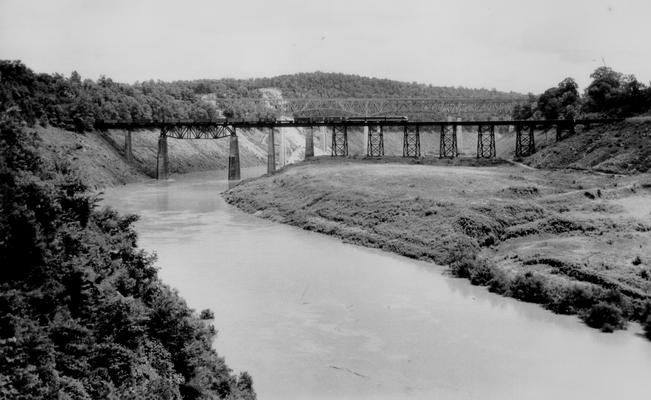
1, 0, 650, 94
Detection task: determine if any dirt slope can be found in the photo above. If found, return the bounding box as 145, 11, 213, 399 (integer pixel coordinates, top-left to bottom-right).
524, 120, 651, 174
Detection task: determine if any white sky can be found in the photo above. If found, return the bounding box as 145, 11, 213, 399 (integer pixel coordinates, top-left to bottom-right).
1, 0, 649, 93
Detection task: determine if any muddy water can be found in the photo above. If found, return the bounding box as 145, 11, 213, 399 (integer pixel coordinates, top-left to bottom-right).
102, 169, 651, 400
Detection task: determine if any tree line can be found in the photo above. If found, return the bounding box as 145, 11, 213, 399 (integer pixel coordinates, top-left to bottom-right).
1, 60, 524, 130
512, 67, 651, 120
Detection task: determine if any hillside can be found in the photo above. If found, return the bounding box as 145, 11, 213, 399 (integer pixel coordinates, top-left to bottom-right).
524, 120, 651, 174
188, 71, 525, 99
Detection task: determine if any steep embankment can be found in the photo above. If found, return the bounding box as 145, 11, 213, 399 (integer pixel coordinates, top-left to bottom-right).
224, 158, 651, 335
524, 120, 651, 174
35, 126, 318, 188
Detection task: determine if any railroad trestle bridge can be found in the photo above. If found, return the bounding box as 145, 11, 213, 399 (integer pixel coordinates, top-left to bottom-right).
97, 117, 622, 181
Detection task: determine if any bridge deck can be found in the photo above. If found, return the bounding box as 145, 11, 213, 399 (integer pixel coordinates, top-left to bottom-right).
96, 118, 623, 131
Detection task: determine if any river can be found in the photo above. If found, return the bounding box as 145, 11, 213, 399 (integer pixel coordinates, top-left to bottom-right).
102, 168, 651, 400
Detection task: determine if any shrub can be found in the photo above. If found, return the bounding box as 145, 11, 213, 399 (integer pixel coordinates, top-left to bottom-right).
645, 316, 651, 340
546, 284, 600, 315
508, 272, 551, 304
582, 301, 627, 332
200, 309, 215, 320
468, 260, 497, 286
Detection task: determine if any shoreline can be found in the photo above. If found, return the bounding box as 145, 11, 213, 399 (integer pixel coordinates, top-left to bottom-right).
224, 158, 651, 337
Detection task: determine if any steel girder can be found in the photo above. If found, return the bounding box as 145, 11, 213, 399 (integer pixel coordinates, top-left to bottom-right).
439, 124, 457, 158
515, 124, 535, 157
367, 125, 384, 157
477, 125, 496, 158
331, 125, 348, 156
403, 126, 421, 157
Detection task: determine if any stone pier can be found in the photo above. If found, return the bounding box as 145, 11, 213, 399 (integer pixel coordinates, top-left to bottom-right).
267, 127, 276, 174
156, 132, 169, 180
124, 130, 133, 162
305, 127, 314, 159
228, 132, 240, 181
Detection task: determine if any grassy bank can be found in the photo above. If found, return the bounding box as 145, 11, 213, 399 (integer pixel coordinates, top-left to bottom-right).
224, 157, 651, 337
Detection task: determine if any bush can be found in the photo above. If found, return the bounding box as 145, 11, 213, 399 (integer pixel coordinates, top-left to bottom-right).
582, 301, 627, 332
508, 272, 551, 304
645, 316, 651, 340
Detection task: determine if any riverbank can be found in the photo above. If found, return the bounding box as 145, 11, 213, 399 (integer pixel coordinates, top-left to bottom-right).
224, 157, 651, 335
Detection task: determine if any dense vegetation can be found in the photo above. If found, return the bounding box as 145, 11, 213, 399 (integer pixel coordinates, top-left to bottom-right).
1, 60, 523, 130
513, 67, 651, 120
0, 119, 255, 399
189, 71, 523, 99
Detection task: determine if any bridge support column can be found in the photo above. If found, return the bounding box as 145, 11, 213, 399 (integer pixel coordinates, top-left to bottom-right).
439, 124, 457, 158
322, 128, 327, 153
279, 128, 286, 167
331, 125, 348, 156
477, 125, 496, 158
367, 125, 384, 157
403, 126, 420, 157
363, 126, 369, 156
267, 128, 276, 174
515, 123, 535, 158
456, 117, 464, 155
156, 129, 169, 180
228, 131, 240, 181
305, 127, 314, 159
125, 130, 133, 163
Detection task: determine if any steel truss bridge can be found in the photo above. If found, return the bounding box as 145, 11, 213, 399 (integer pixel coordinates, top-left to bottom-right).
212, 97, 525, 119
97, 117, 623, 182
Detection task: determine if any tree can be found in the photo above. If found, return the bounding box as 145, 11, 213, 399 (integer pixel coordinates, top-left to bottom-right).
536, 77, 580, 120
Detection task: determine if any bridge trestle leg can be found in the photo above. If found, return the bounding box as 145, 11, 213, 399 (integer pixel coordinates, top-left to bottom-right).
439, 124, 457, 158
515, 124, 535, 158
476, 125, 496, 158
156, 129, 169, 180
403, 126, 420, 157
305, 127, 314, 159
267, 127, 276, 174
228, 132, 240, 181
367, 125, 384, 157
125, 129, 133, 163
331, 125, 348, 157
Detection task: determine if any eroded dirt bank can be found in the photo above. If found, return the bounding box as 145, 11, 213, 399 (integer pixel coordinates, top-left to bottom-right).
224, 157, 651, 334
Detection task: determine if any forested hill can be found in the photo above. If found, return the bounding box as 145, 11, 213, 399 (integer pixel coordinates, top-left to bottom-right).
186, 71, 525, 99
1, 61, 525, 131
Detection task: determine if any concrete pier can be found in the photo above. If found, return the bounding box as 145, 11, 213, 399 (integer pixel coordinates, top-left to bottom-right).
124, 130, 133, 162
228, 133, 240, 181
156, 133, 169, 180
456, 117, 463, 154
305, 127, 314, 159
267, 128, 276, 174
363, 126, 369, 157
279, 128, 286, 167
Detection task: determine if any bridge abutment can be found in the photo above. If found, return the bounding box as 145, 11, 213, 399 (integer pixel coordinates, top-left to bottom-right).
228, 132, 241, 181
267, 128, 276, 174
305, 127, 314, 159
156, 130, 169, 180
